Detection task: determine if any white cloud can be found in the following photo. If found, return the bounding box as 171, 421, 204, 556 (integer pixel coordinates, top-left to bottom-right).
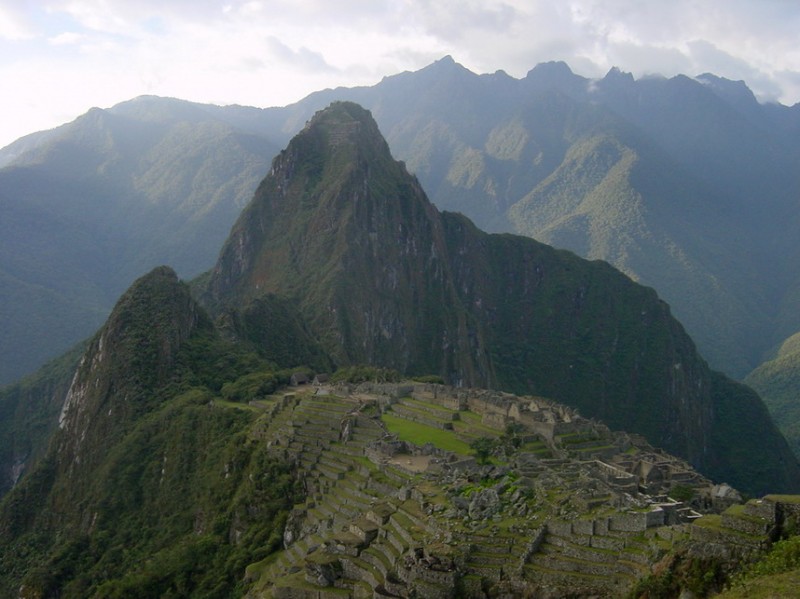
560, 0, 800, 103
0, 4, 34, 40
48, 31, 85, 45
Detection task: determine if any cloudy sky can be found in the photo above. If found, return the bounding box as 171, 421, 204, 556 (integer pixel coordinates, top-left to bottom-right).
1, 0, 799, 149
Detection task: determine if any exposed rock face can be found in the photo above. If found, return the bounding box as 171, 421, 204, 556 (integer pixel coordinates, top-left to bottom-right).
56, 266, 204, 488
203, 102, 800, 495
468, 488, 501, 519
0, 348, 81, 498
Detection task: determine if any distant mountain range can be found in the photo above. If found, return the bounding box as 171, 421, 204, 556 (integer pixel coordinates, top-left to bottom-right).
2, 56, 800, 451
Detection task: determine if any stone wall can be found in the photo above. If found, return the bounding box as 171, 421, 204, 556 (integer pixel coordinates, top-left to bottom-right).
689, 521, 770, 551
517, 526, 546, 572
609, 511, 650, 533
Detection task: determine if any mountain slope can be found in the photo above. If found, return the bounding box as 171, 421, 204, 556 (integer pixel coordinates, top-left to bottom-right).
203, 102, 800, 495
271, 58, 800, 379
746, 331, 800, 456
0, 99, 279, 384
0, 345, 83, 497
0, 267, 300, 597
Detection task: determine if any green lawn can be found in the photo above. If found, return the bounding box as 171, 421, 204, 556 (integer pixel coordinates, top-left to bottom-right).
381, 413, 472, 455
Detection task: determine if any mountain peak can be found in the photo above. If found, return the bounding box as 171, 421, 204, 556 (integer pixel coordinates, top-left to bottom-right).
523, 60, 586, 95
415, 55, 475, 81
206, 101, 461, 372
602, 66, 635, 84
205, 101, 430, 310
695, 72, 760, 110
57, 266, 204, 471
526, 60, 575, 79
300, 101, 381, 149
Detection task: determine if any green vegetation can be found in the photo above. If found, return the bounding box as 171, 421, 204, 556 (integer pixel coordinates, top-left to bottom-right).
0, 268, 301, 597
627, 552, 726, 598
381, 413, 471, 455
13, 398, 296, 598
715, 569, 800, 598
221, 370, 286, 402
470, 437, 498, 464
729, 535, 800, 589
746, 331, 800, 458
0, 342, 85, 497
670, 484, 695, 502
709, 372, 799, 497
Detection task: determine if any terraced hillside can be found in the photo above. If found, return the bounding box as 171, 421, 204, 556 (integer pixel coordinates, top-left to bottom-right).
238, 381, 763, 598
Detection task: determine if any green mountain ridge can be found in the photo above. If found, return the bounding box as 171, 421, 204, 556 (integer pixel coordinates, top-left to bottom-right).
0, 267, 300, 597
2, 102, 799, 598
746, 331, 800, 457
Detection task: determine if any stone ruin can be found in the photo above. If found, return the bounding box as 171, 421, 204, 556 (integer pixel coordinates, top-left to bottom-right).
245, 380, 793, 598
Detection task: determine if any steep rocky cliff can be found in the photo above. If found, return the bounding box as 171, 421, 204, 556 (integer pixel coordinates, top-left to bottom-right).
203, 102, 800, 495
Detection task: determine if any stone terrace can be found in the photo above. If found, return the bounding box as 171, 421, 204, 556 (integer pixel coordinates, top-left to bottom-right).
241, 382, 768, 598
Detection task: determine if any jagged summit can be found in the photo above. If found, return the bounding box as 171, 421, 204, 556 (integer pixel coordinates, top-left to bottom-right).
602, 66, 635, 84
524, 60, 579, 84
522, 60, 587, 97
206, 101, 467, 377
695, 72, 761, 112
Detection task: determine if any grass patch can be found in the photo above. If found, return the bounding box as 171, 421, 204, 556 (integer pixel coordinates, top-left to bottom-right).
765, 495, 800, 505
401, 396, 457, 414
716, 569, 800, 598
694, 515, 767, 541
693, 514, 723, 529
725, 504, 767, 523
458, 411, 504, 433
381, 413, 472, 455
